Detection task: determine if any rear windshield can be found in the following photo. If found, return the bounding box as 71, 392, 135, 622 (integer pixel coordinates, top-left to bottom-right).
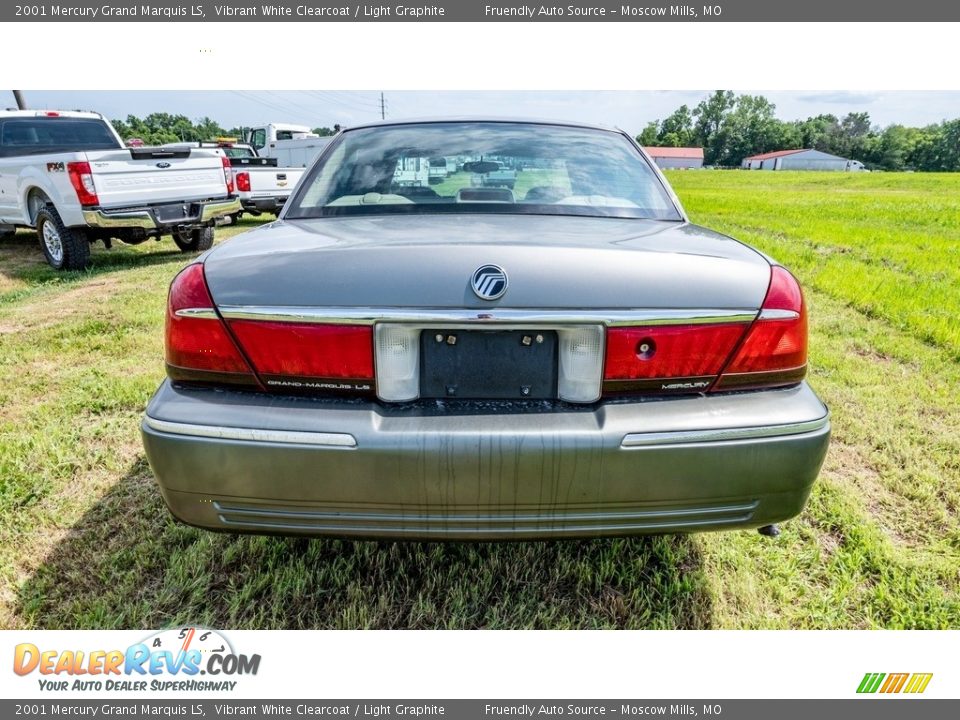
0, 117, 121, 157
222, 146, 257, 159
285, 122, 682, 221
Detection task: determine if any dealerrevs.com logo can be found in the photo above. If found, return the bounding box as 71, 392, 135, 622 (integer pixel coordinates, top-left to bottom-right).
13, 627, 261, 693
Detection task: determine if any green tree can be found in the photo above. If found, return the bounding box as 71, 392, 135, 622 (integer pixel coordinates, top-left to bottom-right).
110, 113, 227, 145
692, 90, 735, 163
658, 104, 694, 147
637, 121, 659, 146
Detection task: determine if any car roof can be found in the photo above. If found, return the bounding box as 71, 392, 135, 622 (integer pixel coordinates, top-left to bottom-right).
342, 117, 624, 134
0, 109, 105, 120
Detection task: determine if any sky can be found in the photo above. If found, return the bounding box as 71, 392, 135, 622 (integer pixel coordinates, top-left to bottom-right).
11, 90, 960, 135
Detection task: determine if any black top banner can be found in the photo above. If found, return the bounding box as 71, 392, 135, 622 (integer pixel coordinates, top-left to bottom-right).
5, 0, 959, 22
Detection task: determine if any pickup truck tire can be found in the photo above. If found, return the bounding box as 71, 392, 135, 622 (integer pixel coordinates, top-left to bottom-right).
173, 226, 215, 253
35, 206, 91, 271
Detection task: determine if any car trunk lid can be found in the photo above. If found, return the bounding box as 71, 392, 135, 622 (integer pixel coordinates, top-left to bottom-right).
202, 214, 772, 311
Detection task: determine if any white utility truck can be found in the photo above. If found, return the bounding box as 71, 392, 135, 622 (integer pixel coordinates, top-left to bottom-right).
0, 110, 240, 270
243, 123, 333, 168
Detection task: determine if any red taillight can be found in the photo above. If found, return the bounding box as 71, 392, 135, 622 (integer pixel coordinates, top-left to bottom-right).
67, 161, 99, 207
603, 323, 748, 394
714, 266, 808, 390
235, 171, 251, 193
602, 266, 808, 396
165, 264, 257, 386
221, 156, 234, 194
228, 321, 374, 388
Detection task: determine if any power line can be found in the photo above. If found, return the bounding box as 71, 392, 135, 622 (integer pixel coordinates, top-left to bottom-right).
305, 90, 383, 113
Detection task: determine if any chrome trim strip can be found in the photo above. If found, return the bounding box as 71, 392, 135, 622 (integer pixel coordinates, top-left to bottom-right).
758, 309, 800, 321
213, 500, 759, 524
621, 416, 830, 448
143, 416, 357, 448
218, 306, 758, 327
82, 209, 155, 230
200, 197, 242, 222
174, 307, 219, 319
81, 198, 240, 229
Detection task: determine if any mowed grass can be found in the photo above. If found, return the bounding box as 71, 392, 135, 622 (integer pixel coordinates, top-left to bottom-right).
1, 172, 958, 629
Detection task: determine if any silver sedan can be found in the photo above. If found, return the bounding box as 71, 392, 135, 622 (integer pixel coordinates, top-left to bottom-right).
142, 119, 829, 539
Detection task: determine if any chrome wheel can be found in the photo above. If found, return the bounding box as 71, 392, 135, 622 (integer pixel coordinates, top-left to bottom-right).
41, 219, 64, 265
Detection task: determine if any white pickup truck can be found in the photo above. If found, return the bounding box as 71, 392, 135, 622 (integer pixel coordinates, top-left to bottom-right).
165, 140, 304, 220
0, 110, 240, 270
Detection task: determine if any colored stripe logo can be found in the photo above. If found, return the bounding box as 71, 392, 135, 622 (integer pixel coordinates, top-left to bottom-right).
857, 673, 933, 694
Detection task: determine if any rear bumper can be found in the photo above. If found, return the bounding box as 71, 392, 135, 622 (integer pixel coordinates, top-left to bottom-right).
141, 381, 830, 539
81, 197, 241, 230
240, 196, 289, 213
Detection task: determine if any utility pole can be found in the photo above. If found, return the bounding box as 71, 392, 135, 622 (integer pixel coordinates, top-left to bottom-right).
380, 92, 386, 120
13, 90, 26, 109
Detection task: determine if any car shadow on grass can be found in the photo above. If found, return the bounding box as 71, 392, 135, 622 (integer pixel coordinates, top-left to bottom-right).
16, 456, 714, 630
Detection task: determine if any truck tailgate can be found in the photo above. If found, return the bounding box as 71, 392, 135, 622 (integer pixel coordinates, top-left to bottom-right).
86, 148, 227, 208
240, 167, 304, 195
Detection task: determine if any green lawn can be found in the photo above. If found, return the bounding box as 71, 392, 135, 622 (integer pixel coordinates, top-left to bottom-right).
1, 172, 958, 629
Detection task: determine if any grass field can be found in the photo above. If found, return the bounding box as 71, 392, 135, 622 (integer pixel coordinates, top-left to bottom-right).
1, 171, 958, 629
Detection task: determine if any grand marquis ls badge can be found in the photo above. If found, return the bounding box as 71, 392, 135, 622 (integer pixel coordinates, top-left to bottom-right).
471, 265, 508, 300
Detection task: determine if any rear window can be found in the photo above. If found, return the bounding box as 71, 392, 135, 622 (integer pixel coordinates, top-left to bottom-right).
0, 117, 121, 157
285, 122, 682, 221
222, 146, 256, 159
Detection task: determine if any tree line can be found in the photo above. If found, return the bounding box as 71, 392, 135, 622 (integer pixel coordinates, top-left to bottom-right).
108, 101, 960, 172
109, 113, 338, 146
637, 91, 960, 171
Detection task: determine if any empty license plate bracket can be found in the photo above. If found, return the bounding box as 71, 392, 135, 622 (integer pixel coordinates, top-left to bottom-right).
420, 329, 558, 399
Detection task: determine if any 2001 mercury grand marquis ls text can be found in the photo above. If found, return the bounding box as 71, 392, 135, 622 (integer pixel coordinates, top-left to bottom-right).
141, 119, 830, 539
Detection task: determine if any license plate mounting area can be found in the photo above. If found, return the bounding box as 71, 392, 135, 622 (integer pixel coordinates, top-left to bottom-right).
419, 329, 558, 400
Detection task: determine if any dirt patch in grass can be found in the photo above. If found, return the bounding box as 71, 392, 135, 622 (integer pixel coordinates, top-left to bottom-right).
849, 345, 894, 364
824, 441, 918, 548
0, 277, 124, 333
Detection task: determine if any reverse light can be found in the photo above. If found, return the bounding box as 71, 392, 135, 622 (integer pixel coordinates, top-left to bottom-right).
66, 162, 99, 206
221, 156, 234, 194
375, 325, 420, 402
165, 264, 257, 386
714, 266, 808, 390
557, 326, 604, 402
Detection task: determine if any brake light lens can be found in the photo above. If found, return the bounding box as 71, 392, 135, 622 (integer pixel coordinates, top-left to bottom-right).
165, 264, 257, 386
221, 156, 234, 194
714, 266, 808, 390
604, 323, 748, 394
235, 171, 251, 193
66, 162, 99, 206
228, 320, 374, 393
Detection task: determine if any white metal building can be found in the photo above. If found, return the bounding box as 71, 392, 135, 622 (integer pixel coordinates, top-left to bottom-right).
742, 149, 865, 171
643, 147, 704, 170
